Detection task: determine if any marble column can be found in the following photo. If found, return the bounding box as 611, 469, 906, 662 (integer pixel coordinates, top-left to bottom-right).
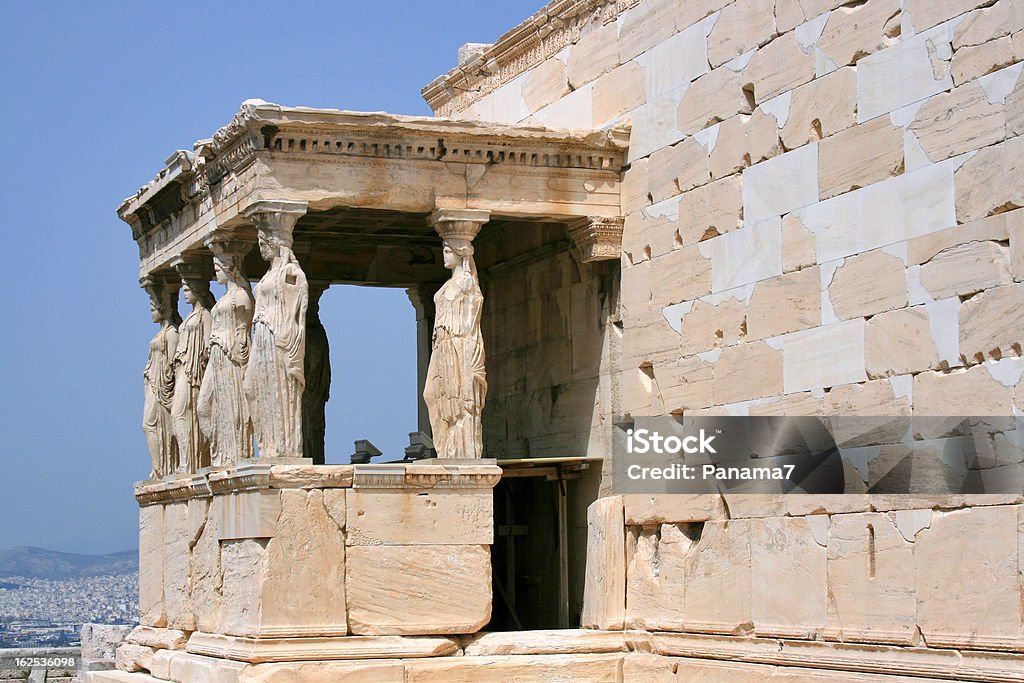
302, 282, 331, 464
197, 235, 256, 467
407, 283, 439, 438
141, 273, 181, 479
423, 208, 490, 459
242, 200, 310, 460
169, 256, 216, 474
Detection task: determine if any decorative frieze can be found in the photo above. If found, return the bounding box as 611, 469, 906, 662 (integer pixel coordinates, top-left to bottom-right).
567, 215, 624, 261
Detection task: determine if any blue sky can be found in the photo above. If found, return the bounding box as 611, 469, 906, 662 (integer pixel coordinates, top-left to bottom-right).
0, 0, 542, 554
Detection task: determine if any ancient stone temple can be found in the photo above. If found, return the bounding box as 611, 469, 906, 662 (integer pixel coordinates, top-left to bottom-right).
99, 0, 1023, 681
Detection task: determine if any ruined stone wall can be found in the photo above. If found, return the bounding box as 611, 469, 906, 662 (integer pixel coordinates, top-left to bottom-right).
435, 0, 1024, 487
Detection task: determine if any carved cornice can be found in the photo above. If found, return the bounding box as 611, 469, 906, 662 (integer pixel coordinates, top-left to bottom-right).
133, 461, 499, 505
429, 208, 490, 242
567, 215, 624, 262
421, 0, 641, 117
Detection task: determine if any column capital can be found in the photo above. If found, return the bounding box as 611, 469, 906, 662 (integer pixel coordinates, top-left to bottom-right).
566, 215, 624, 263
243, 200, 308, 242
428, 208, 490, 242
204, 229, 255, 256
170, 253, 214, 281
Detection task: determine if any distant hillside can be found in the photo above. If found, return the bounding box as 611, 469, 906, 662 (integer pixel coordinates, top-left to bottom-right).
0, 547, 137, 580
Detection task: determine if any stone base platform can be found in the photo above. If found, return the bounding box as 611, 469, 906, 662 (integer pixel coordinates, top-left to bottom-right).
88, 629, 1024, 682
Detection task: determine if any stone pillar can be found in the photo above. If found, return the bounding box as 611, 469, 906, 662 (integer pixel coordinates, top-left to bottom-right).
198, 235, 256, 468
169, 256, 215, 474
303, 282, 331, 464
407, 284, 439, 437
141, 273, 181, 479
424, 208, 489, 459
242, 200, 310, 460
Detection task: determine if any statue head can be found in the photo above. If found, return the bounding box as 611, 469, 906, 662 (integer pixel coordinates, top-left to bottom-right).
145, 279, 181, 326
257, 228, 294, 262
442, 238, 474, 271
181, 278, 215, 309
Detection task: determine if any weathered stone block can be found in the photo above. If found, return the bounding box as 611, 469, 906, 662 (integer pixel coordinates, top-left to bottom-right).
242, 660, 404, 683
404, 654, 623, 682
817, 0, 901, 68
567, 23, 619, 88
745, 266, 821, 340
346, 489, 491, 545
642, 20, 711, 100
912, 82, 1005, 162
215, 491, 282, 541
678, 68, 753, 135
913, 365, 1016, 419
915, 506, 1023, 650
618, 0, 677, 62
260, 489, 347, 636
907, 210, 1014, 265
743, 33, 816, 104
955, 133, 1024, 223
582, 496, 626, 630
829, 249, 907, 320
623, 494, 726, 525
797, 158, 956, 263
115, 644, 155, 674
825, 379, 912, 447
920, 240, 1013, 299
707, 0, 775, 68
707, 217, 784, 292
677, 175, 743, 247
825, 512, 916, 644
678, 297, 746, 356
675, 0, 730, 31
660, 354, 715, 412
647, 138, 709, 203
648, 244, 713, 304
783, 318, 867, 393
346, 544, 491, 635
713, 341, 784, 404
750, 516, 827, 638
592, 61, 645, 126
626, 524, 693, 630
682, 520, 753, 634
780, 67, 858, 151
958, 282, 1024, 362
781, 214, 817, 273
954, 0, 1024, 49
162, 502, 194, 631
865, 306, 942, 377
138, 505, 165, 628
857, 26, 954, 122
904, 0, 986, 33
952, 37, 1015, 85
190, 497, 222, 633
522, 58, 570, 113
743, 145, 818, 225
819, 117, 904, 200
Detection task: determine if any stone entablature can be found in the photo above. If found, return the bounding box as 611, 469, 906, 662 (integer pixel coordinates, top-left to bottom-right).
421, 0, 642, 117
118, 101, 628, 279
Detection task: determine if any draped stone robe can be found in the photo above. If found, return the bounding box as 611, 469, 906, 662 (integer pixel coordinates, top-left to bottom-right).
143, 323, 178, 477
198, 286, 255, 466
171, 306, 212, 473
244, 255, 308, 458
424, 270, 487, 458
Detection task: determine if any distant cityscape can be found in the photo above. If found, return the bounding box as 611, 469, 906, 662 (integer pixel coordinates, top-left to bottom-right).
0, 548, 139, 648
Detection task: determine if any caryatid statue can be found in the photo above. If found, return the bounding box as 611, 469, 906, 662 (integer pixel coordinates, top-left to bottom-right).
424, 209, 489, 459
142, 276, 180, 478
170, 259, 216, 474
243, 201, 309, 459
302, 283, 331, 464
198, 237, 255, 467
